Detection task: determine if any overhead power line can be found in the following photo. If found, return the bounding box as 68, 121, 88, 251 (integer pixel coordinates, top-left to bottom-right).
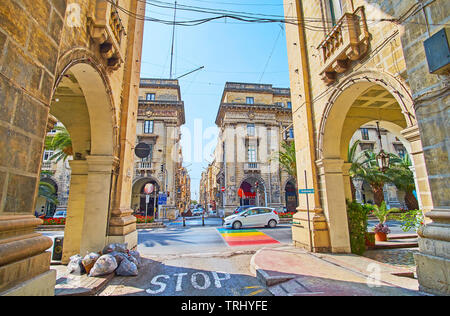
108, 0, 449, 30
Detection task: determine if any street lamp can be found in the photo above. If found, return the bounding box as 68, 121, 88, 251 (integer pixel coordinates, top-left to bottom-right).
376, 122, 390, 172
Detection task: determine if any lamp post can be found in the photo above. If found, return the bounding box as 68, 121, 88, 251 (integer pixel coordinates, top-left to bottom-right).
376, 122, 390, 172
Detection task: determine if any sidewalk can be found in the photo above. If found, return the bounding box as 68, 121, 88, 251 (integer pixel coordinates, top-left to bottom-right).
51, 265, 114, 296
250, 246, 427, 296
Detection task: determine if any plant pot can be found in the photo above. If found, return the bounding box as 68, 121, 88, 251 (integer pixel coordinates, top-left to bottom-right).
375, 232, 388, 242
365, 232, 376, 247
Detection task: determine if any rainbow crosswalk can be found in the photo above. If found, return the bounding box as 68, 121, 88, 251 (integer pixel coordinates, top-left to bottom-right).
217, 228, 280, 247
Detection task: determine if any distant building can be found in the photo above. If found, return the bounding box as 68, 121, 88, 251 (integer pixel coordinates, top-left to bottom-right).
207, 82, 295, 215
131, 78, 186, 220
349, 124, 408, 208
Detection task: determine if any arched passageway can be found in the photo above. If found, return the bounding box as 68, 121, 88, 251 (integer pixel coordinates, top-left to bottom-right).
285, 180, 298, 212
238, 177, 267, 207
295, 72, 432, 254
131, 178, 161, 217
50, 61, 118, 263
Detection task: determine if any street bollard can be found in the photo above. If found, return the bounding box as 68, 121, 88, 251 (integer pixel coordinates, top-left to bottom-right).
202, 213, 205, 226
183, 216, 186, 227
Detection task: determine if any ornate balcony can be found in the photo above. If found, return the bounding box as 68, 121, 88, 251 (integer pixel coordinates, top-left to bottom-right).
136, 161, 152, 170
88, 0, 126, 71
244, 162, 260, 172
318, 6, 370, 85
41, 161, 53, 170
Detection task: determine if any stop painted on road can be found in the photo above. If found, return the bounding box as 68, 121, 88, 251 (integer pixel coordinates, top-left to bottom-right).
146, 271, 231, 295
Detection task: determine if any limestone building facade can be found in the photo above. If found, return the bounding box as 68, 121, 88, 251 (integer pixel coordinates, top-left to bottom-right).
0, 0, 145, 295
283, 0, 449, 294
212, 82, 296, 215
131, 78, 185, 220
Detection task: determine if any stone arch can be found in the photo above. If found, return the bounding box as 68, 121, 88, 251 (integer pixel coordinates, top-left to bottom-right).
318, 69, 416, 161
283, 177, 298, 212
50, 54, 120, 263
52, 50, 118, 157
238, 175, 267, 207
131, 177, 161, 217
314, 69, 431, 253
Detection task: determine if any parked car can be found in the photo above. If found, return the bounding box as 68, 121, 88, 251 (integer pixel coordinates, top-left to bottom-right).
232, 205, 255, 214
53, 210, 67, 218
191, 209, 203, 216
223, 207, 279, 230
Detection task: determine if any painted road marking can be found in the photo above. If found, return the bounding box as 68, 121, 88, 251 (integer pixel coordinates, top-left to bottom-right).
244, 285, 266, 296
145, 271, 231, 295
217, 228, 280, 246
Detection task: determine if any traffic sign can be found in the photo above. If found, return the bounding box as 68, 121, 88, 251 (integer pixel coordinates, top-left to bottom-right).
144, 183, 155, 194
221, 187, 225, 192
299, 189, 315, 194
158, 193, 167, 205
135, 142, 151, 158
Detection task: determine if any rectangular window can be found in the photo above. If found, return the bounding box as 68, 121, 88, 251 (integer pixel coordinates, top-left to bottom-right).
247, 123, 255, 136
146, 93, 155, 101
248, 145, 257, 162
287, 102, 292, 109
144, 120, 154, 134
361, 128, 369, 140
289, 128, 294, 139
246, 97, 254, 104
43, 150, 53, 161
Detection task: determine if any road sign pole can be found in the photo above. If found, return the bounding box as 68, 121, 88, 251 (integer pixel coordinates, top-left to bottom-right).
145, 194, 149, 224
304, 170, 313, 252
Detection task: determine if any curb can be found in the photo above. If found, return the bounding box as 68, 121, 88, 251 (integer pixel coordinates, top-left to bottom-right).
250, 248, 297, 287
137, 223, 166, 229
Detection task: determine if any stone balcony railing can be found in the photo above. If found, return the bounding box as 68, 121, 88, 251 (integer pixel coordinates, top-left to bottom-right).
244, 162, 260, 172
41, 161, 53, 170
318, 6, 370, 85
88, 0, 126, 71
136, 161, 152, 170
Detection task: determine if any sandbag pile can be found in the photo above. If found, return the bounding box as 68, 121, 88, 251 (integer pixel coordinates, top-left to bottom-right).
67, 243, 141, 277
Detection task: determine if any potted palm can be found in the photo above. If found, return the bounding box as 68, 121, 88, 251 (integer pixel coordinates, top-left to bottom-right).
369, 201, 398, 241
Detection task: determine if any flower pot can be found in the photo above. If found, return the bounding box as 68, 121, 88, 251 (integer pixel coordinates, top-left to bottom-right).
375, 232, 388, 242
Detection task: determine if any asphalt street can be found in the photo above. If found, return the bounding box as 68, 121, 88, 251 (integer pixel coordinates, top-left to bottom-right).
98, 217, 292, 296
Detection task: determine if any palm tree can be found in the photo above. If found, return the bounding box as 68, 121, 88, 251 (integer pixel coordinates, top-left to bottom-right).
274, 141, 297, 182
45, 125, 73, 162
355, 150, 391, 206
347, 140, 362, 200
38, 181, 58, 205
388, 153, 419, 210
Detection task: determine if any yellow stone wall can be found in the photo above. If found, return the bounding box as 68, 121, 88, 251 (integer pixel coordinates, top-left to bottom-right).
284, 0, 435, 253
0, 0, 145, 294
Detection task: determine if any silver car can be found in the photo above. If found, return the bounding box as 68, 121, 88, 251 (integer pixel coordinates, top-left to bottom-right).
223, 207, 279, 230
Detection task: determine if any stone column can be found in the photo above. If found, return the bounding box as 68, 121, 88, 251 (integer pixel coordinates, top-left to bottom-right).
401, 125, 433, 213
342, 162, 353, 201
79, 156, 118, 255
0, 0, 66, 295
316, 158, 351, 253
61, 160, 88, 264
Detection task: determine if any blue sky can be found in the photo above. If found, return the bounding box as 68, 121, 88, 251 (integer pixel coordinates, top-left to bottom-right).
140, 0, 290, 201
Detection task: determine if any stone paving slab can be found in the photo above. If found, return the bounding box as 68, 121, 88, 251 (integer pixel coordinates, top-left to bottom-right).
250, 246, 425, 296
52, 265, 114, 296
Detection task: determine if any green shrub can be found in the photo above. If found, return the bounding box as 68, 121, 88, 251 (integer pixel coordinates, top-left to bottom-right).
346, 200, 370, 255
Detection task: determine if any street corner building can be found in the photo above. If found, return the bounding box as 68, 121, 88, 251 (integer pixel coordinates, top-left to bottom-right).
283, 0, 449, 295
131, 78, 188, 220
0, 0, 146, 295
204, 82, 297, 216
